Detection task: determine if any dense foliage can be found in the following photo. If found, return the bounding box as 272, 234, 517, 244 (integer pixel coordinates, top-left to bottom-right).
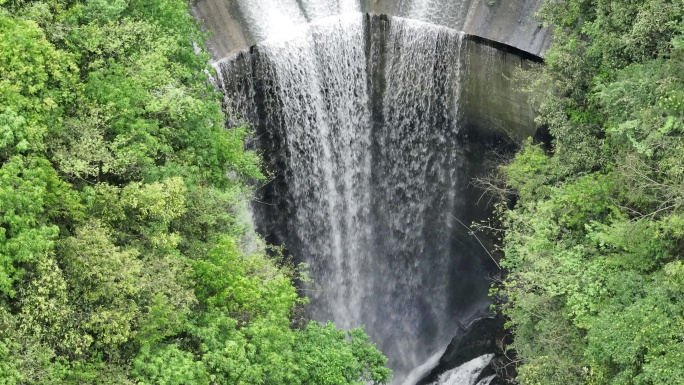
496, 0, 684, 384
0, 0, 391, 383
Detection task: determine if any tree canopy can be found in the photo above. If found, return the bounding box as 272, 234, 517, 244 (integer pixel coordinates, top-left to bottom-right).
0, 0, 391, 383
496, 0, 684, 383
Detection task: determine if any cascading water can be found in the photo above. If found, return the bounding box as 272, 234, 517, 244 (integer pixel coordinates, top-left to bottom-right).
237, 14, 373, 329
209, 1, 538, 383
367, 18, 473, 375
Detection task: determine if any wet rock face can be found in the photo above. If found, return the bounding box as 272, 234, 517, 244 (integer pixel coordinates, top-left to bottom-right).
193, 0, 550, 60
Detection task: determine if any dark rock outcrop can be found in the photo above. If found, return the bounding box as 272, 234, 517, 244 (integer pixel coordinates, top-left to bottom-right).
416, 315, 512, 385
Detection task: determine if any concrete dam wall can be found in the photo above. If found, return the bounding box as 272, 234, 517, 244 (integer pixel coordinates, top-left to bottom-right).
193, 0, 550, 60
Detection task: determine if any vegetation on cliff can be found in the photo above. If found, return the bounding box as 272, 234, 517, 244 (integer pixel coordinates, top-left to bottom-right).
496, 0, 684, 383
0, 0, 391, 383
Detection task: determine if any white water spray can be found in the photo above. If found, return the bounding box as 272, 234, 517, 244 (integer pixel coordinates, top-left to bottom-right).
430, 354, 495, 385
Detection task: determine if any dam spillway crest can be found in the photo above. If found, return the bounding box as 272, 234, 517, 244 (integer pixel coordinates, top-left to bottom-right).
200, 4, 540, 384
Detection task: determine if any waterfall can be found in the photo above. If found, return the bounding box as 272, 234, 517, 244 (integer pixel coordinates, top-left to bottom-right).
215, 14, 497, 383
